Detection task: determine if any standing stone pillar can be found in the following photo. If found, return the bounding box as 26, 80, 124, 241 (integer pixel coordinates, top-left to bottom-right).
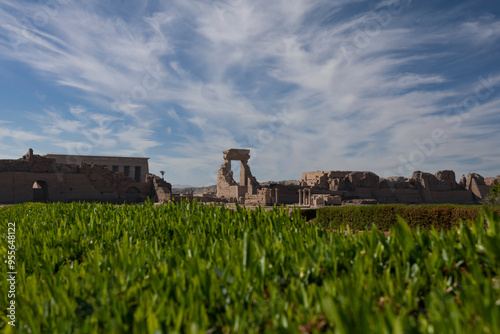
308, 189, 312, 206
275, 188, 279, 204
298, 189, 302, 205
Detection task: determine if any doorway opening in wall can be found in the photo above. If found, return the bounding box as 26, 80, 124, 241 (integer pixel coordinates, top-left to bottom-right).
125, 187, 141, 203
230, 161, 240, 186
33, 181, 48, 202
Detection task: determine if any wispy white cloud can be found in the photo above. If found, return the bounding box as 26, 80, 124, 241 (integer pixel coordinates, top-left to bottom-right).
0, 127, 46, 141
0, 126, 48, 158
41, 110, 84, 134
0, 1, 172, 111
0, 0, 499, 185
458, 16, 500, 45
113, 126, 161, 155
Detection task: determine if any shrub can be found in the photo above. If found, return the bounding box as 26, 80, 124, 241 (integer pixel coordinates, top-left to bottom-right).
315, 204, 500, 230
482, 182, 500, 206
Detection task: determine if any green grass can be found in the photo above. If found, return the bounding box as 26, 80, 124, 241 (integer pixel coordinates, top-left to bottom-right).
0, 201, 499, 333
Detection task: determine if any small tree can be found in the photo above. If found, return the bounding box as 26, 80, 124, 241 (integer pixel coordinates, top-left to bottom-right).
482, 181, 500, 206
159, 170, 165, 180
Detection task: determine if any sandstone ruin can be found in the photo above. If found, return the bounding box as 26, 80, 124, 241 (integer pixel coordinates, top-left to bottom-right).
1, 148, 497, 207
299, 170, 493, 205
43, 153, 149, 183
0, 149, 171, 204
216, 149, 258, 199
216, 149, 286, 206
216, 148, 498, 207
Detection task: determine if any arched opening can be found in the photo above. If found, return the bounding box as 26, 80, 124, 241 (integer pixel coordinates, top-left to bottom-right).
33, 181, 49, 202
125, 186, 141, 203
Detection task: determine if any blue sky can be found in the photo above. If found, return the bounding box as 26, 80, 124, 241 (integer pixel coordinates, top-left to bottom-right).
0, 0, 499, 186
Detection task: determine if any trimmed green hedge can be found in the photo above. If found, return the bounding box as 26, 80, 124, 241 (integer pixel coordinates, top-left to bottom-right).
315, 204, 500, 230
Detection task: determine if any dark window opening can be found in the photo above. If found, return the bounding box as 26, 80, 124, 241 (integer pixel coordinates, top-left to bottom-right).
112, 165, 119, 172
134, 166, 141, 182
124, 166, 130, 177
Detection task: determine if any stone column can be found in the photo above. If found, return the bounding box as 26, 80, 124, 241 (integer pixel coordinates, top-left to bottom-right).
275, 188, 279, 204
298, 189, 302, 205
308, 189, 312, 206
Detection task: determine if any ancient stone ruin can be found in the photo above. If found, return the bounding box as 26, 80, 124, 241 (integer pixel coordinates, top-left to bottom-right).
216, 149, 284, 206
300, 170, 495, 205
1, 148, 497, 207
216, 149, 258, 200
216, 148, 498, 207
0, 149, 172, 204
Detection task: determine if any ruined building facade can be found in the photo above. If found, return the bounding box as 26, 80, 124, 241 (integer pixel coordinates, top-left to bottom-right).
217, 149, 498, 206
43, 154, 149, 183
216, 149, 270, 204
2, 148, 496, 206
0, 149, 171, 204
301, 170, 497, 205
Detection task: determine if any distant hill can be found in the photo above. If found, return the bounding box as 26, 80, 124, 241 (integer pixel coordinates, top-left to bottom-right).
172, 185, 217, 195
260, 180, 301, 186
172, 184, 195, 189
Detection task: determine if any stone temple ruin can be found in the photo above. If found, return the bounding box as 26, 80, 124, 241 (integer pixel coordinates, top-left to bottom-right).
299, 170, 497, 206
0, 148, 497, 206
216, 149, 291, 206
216, 148, 499, 207
216, 149, 258, 199
0, 149, 172, 204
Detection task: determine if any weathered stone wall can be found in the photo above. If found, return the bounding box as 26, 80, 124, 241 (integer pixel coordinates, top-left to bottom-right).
257, 184, 299, 205
216, 149, 258, 199
216, 160, 238, 198
148, 174, 173, 203
302, 171, 358, 188
300, 169, 494, 205
465, 173, 490, 200
43, 154, 150, 182
0, 150, 170, 204
311, 194, 342, 206
244, 188, 278, 206
485, 176, 500, 186
214, 149, 496, 207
